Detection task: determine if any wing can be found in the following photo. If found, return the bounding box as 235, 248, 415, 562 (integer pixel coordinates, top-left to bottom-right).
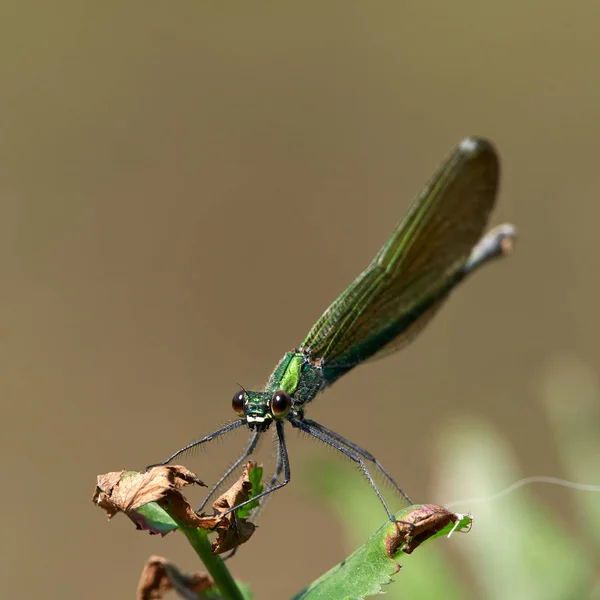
300, 137, 499, 382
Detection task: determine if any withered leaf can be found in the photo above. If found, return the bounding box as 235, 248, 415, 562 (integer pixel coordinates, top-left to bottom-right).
196, 461, 258, 554
94, 462, 259, 552
385, 504, 467, 557
137, 555, 214, 600
94, 466, 205, 514
210, 516, 255, 555
93, 465, 206, 534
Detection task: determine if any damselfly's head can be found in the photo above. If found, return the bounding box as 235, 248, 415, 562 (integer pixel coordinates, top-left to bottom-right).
232, 389, 293, 432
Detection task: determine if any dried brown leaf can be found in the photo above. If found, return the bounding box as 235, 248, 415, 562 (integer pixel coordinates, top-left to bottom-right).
385, 504, 462, 557
94, 466, 205, 513
136, 555, 214, 600
202, 461, 257, 554
211, 516, 255, 555
93, 462, 258, 552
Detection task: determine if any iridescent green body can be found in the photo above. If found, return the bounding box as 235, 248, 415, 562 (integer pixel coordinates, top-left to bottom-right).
249, 248, 468, 423
243, 137, 509, 426
243, 352, 324, 425
154, 136, 516, 524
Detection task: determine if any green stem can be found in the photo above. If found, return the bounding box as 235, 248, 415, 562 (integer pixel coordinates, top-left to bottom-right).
178, 523, 244, 600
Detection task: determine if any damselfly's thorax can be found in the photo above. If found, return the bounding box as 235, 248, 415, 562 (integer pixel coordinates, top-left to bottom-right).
266, 351, 326, 404
230, 351, 326, 431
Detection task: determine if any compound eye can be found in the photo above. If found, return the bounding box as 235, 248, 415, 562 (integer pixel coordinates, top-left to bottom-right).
271, 390, 292, 418
232, 391, 245, 417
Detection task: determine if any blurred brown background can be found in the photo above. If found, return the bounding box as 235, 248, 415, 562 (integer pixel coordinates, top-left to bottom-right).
1, 2, 599, 599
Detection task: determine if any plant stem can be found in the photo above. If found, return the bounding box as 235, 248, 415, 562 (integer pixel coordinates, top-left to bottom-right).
178, 523, 244, 600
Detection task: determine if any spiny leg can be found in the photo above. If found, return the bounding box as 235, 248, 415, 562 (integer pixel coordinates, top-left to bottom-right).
219, 420, 290, 518
197, 430, 260, 512
302, 417, 413, 505
146, 419, 245, 468
290, 416, 395, 521
222, 442, 285, 561
248, 441, 284, 523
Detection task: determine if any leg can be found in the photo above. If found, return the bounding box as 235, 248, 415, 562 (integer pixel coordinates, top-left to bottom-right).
247, 441, 284, 523
222, 442, 284, 561
146, 419, 245, 468
290, 416, 395, 521
302, 417, 413, 505
219, 420, 290, 518
198, 430, 261, 512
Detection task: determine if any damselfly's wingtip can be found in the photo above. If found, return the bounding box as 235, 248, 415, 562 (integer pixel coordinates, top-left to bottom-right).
459, 136, 495, 155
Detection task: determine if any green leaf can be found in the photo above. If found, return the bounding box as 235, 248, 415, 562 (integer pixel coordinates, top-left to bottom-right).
291, 505, 471, 600
236, 464, 263, 519
133, 501, 179, 535
303, 457, 471, 600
